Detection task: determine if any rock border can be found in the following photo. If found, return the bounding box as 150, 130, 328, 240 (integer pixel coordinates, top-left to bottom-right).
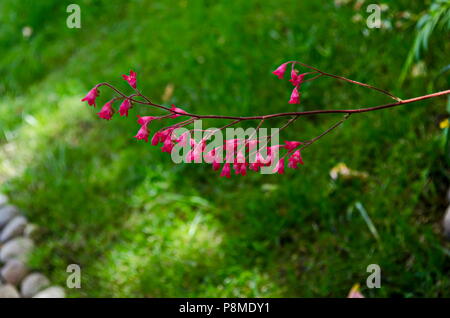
0, 193, 65, 298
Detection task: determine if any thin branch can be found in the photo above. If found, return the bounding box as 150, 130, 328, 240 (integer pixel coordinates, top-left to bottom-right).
299, 113, 351, 151
291, 61, 402, 102
100, 82, 449, 121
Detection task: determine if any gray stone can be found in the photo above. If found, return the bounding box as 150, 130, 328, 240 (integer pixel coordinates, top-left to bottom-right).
0, 205, 19, 229
0, 216, 27, 242
0, 284, 20, 298
0, 237, 34, 263
20, 273, 50, 298
24, 223, 38, 239
444, 205, 450, 240
0, 194, 7, 208
1, 259, 28, 286
33, 286, 65, 298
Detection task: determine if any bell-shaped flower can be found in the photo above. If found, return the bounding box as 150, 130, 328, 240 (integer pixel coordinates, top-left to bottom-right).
273, 158, 285, 174
135, 124, 149, 142
81, 87, 99, 107
272, 62, 288, 79
288, 87, 300, 104
97, 100, 115, 120
118, 99, 133, 117
169, 104, 187, 118
122, 70, 137, 88
220, 163, 231, 178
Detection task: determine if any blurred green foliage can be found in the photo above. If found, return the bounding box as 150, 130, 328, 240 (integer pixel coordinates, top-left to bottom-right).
400, 0, 450, 83
0, 0, 449, 297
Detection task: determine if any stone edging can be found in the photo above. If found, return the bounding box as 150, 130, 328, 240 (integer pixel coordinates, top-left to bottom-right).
0, 193, 65, 298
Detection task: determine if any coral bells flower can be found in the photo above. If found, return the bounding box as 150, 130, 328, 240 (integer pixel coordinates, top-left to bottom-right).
185, 142, 204, 163
249, 152, 265, 171
220, 163, 231, 178
204, 148, 218, 163
266, 145, 281, 164
273, 158, 285, 174
159, 128, 175, 143
137, 115, 158, 125
175, 132, 190, 147
97, 100, 115, 120
236, 164, 247, 176
288, 150, 304, 169
272, 62, 289, 79
81, 87, 99, 107
151, 132, 163, 145
122, 70, 137, 88
161, 138, 174, 153
289, 70, 305, 87
249, 162, 260, 172
175, 131, 189, 147
212, 160, 221, 171
135, 124, 149, 142
288, 87, 300, 104
284, 141, 302, 152
233, 151, 247, 176
118, 99, 133, 117
169, 104, 187, 118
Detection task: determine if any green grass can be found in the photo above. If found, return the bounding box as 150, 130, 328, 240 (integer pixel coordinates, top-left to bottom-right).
0, 0, 449, 297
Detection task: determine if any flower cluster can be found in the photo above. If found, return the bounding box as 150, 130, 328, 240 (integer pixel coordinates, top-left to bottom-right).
81, 60, 450, 178
81, 65, 312, 177
272, 62, 307, 104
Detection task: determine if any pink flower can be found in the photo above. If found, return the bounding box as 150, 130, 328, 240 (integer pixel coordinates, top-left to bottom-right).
97, 100, 115, 120
267, 145, 281, 155
137, 115, 158, 125
220, 163, 231, 178
175, 131, 189, 146
81, 87, 99, 107
249, 162, 260, 172
161, 138, 174, 153
207, 148, 223, 168
169, 104, 187, 118
292, 150, 304, 165
118, 99, 133, 117
204, 148, 218, 163
224, 139, 242, 154
186, 150, 195, 162
160, 128, 175, 142
284, 141, 302, 152
135, 124, 149, 142
198, 139, 207, 151
289, 70, 305, 87
288, 150, 304, 169
249, 152, 265, 171
288, 157, 299, 169
212, 161, 221, 171
265, 145, 281, 165
272, 62, 288, 79
151, 132, 162, 145
186, 139, 204, 163
235, 151, 245, 163
238, 164, 247, 176
233, 151, 247, 175
122, 70, 137, 89
288, 87, 300, 104
273, 158, 285, 174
